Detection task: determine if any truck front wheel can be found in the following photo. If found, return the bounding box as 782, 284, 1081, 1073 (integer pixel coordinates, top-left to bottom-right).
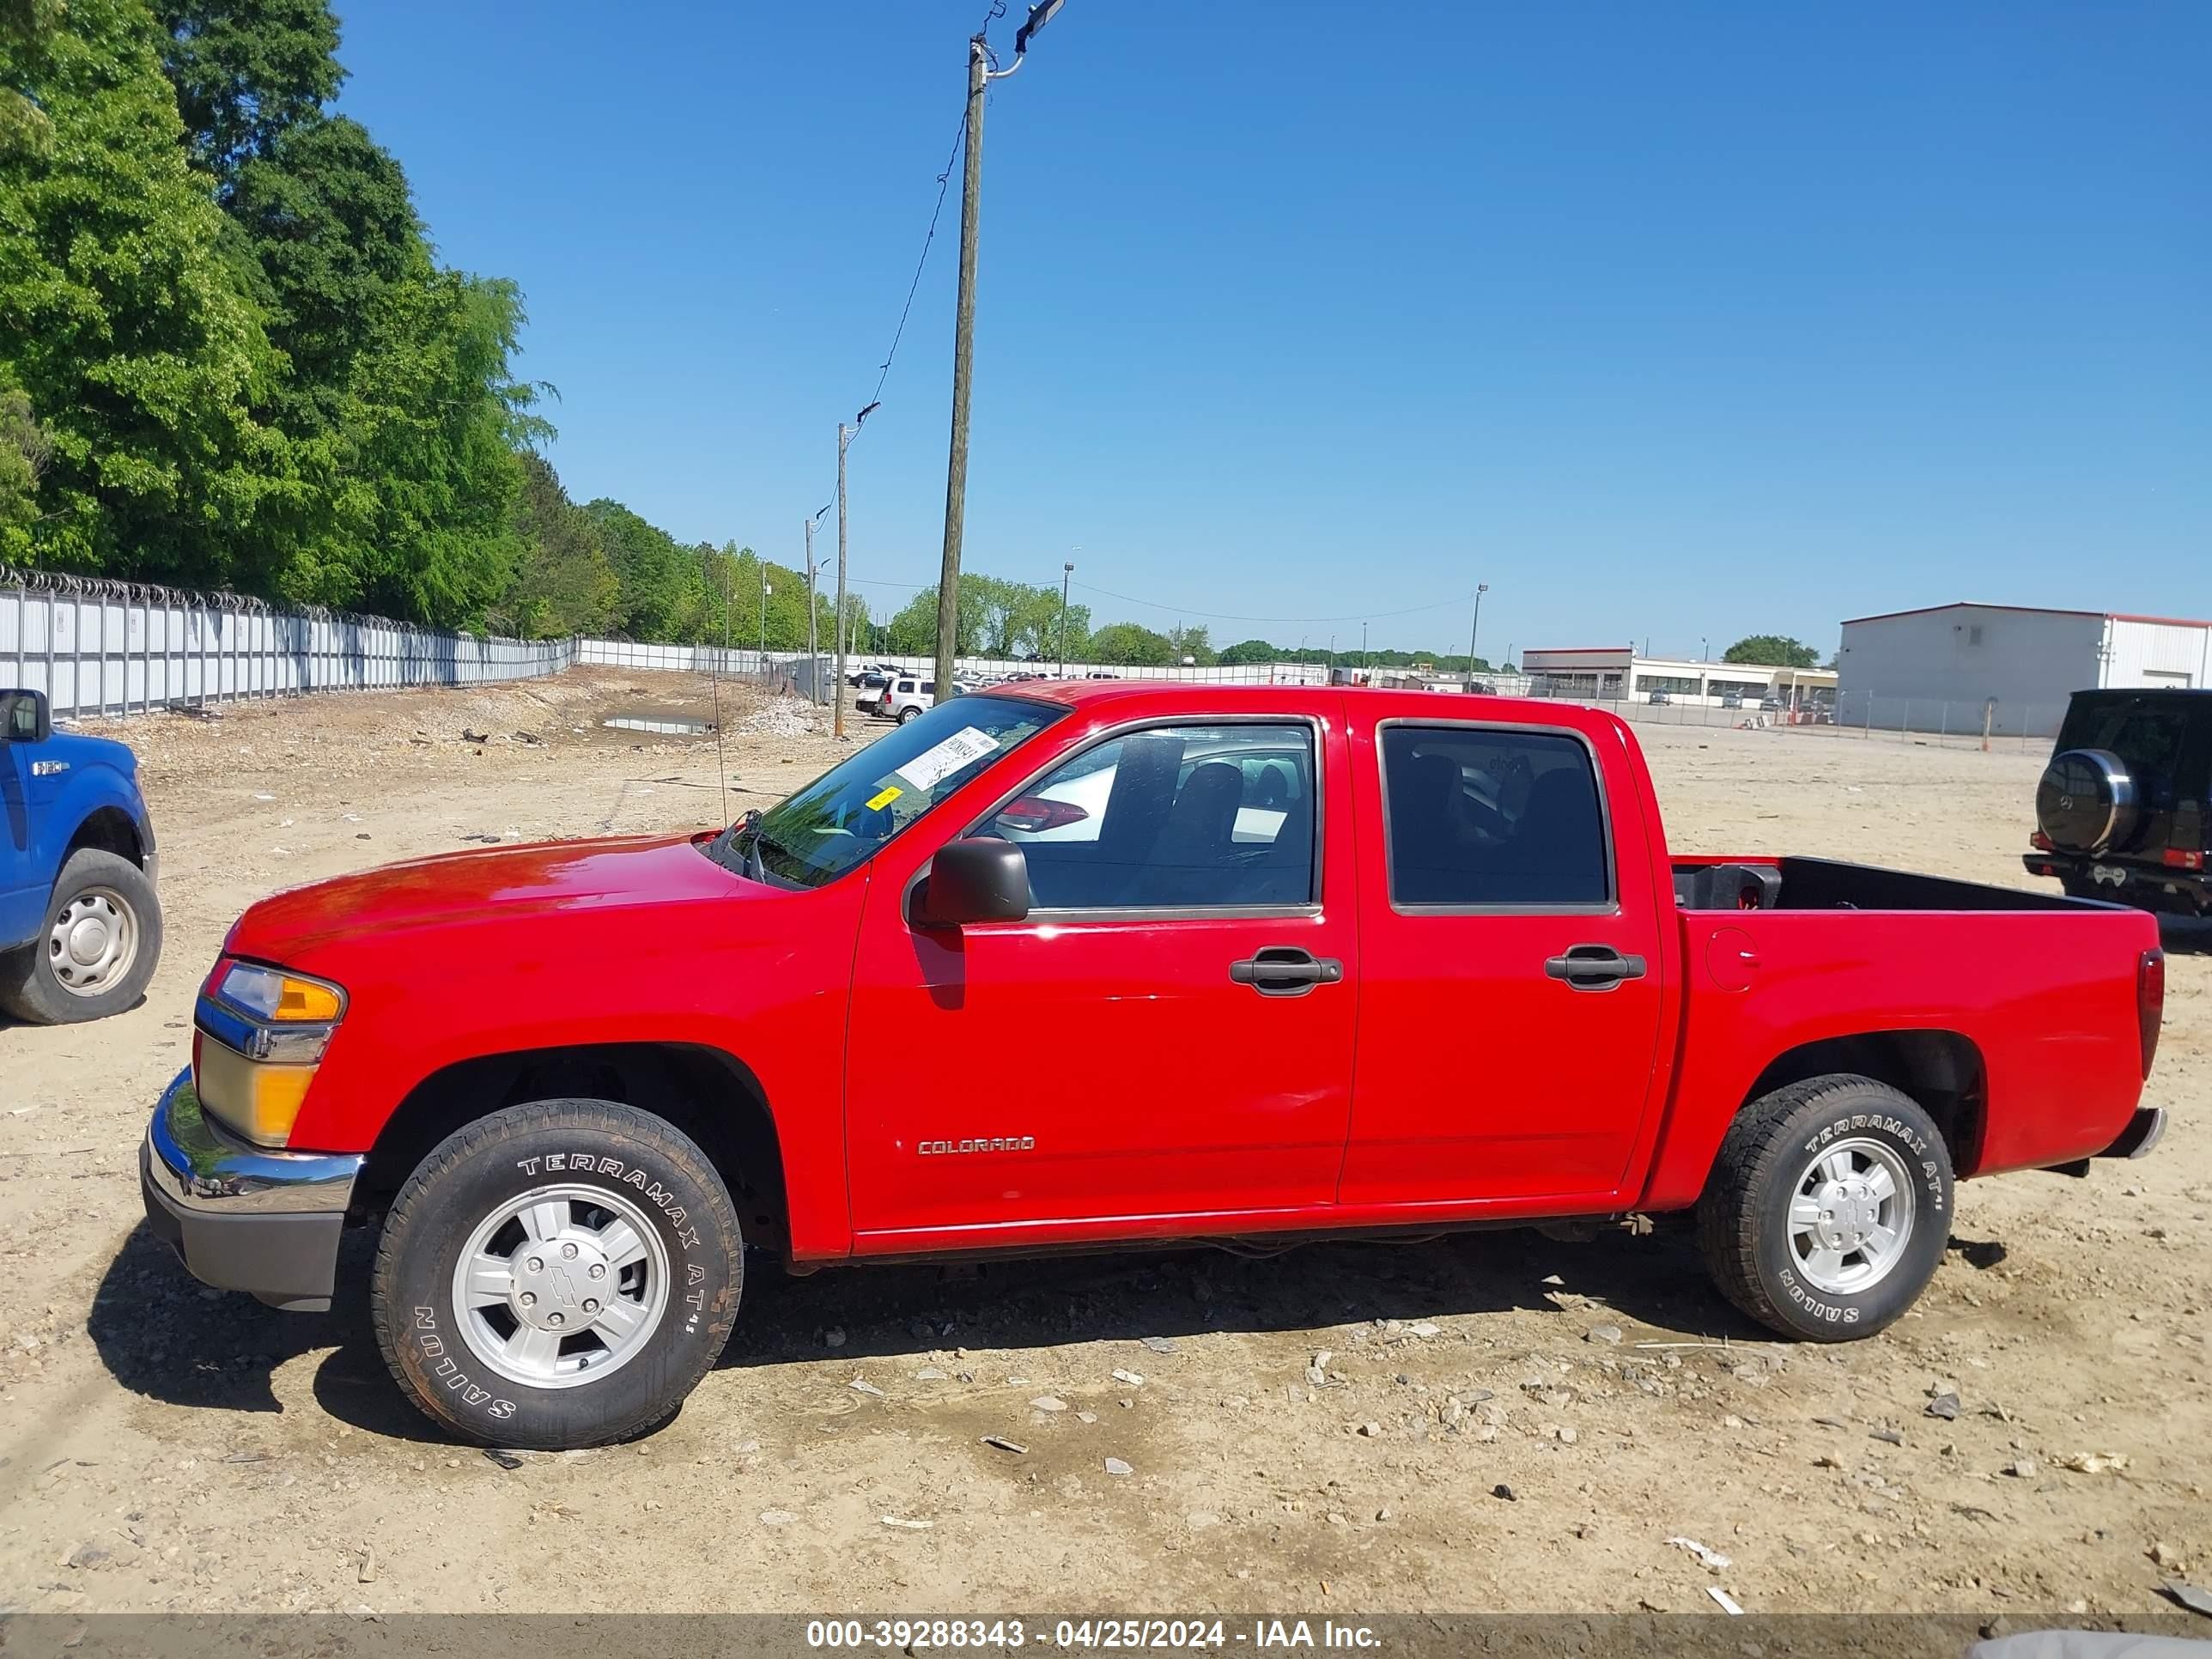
370, 1099, 743, 1449
0, 848, 163, 1024
1697, 1075, 1953, 1341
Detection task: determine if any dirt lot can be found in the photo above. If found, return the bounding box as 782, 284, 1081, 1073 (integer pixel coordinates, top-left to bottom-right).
1, 669, 2206, 1617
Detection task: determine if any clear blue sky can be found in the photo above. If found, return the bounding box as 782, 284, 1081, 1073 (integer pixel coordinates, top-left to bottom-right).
335, 1, 2209, 659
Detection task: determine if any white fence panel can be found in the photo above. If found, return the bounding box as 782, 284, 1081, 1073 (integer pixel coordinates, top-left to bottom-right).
3, 571, 578, 721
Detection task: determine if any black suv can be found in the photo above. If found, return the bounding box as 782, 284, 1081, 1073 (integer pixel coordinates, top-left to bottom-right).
2027, 688, 2210, 915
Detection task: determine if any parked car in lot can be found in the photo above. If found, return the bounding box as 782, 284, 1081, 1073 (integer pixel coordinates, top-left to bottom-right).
1647, 689, 1671, 705
1720, 691, 1743, 710
882, 677, 936, 723
2025, 687, 2211, 915
141, 682, 2166, 1448
1, 689, 162, 1023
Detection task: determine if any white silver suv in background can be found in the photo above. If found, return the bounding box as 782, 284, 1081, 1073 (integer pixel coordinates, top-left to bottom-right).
884, 678, 937, 724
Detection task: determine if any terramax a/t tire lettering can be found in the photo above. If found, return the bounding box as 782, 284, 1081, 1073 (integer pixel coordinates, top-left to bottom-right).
1698, 1074, 1954, 1341
370, 1098, 741, 1449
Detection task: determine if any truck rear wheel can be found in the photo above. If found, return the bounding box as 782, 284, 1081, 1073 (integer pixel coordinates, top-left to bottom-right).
370, 1098, 742, 1449
1697, 1075, 1953, 1341
0, 848, 163, 1025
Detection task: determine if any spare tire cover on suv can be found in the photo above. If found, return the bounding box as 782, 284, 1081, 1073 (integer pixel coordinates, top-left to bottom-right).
2036, 748, 2138, 854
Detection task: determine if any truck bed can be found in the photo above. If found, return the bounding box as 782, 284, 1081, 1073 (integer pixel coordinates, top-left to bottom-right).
1674, 854, 2104, 913
1643, 853, 2162, 1210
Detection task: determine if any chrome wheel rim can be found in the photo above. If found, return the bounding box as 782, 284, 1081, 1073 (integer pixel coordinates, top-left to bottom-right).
1788, 1136, 1916, 1295
450, 1183, 671, 1390
47, 885, 138, 998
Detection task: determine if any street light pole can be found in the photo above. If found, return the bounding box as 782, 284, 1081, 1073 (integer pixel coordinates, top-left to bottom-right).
835, 421, 854, 738
1058, 560, 1073, 676
1467, 582, 1488, 681
759, 577, 771, 665
804, 518, 819, 707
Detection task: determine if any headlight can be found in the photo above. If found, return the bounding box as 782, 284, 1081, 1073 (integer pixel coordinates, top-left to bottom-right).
218, 963, 344, 1023
195, 962, 347, 1146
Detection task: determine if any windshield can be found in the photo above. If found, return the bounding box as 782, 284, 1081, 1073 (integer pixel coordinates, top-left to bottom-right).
708, 694, 1065, 889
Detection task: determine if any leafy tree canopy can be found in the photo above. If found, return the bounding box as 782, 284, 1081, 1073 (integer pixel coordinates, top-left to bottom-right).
1087, 622, 1176, 665
1723, 635, 1820, 668
156, 0, 339, 176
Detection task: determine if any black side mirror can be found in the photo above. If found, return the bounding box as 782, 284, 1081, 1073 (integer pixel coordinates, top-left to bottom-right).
0, 689, 51, 744
912, 838, 1030, 927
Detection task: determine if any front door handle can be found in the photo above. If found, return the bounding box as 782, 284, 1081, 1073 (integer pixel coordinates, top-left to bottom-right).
1230, 946, 1344, 997
1544, 944, 1647, 991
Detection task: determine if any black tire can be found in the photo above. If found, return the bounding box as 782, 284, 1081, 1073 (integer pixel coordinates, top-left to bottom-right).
897, 704, 921, 725
1697, 1074, 1953, 1341
0, 848, 163, 1024
370, 1099, 743, 1449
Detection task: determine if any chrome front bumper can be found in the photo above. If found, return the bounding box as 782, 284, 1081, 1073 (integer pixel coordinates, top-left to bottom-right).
138, 1068, 363, 1311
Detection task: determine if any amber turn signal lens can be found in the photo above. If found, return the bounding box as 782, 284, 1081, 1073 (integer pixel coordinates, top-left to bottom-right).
219, 962, 344, 1023
194, 1039, 319, 1146
275, 977, 342, 1020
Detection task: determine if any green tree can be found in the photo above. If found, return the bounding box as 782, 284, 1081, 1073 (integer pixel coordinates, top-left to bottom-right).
1164, 623, 1214, 665
1087, 622, 1176, 665
0, 0, 295, 584
0, 0, 64, 154
322, 270, 539, 623
0, 376, 51, 558
1723, 634, 1820, 668
494, 451, 617, 637
587, 499, 700, 640
1217, 637, 1280, 665
156, 0, 339, 177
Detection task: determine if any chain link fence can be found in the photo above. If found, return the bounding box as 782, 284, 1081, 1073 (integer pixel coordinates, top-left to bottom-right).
1512, 686, 2062, 752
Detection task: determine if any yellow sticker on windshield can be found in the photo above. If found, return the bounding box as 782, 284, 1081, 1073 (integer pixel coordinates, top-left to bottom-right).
866, 786, 903, 811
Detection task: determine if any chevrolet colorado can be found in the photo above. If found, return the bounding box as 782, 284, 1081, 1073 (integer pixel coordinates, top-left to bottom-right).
141, 684, 2166, 1448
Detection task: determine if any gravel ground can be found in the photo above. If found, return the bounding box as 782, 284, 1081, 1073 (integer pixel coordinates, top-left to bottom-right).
0, 670, 2205, 1617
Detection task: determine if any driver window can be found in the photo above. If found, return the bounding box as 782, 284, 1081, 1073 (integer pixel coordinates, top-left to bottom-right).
986, 724, 1316, 911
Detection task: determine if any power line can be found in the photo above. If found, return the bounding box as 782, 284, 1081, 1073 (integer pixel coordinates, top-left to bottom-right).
856, 0, 1007, 424
866, 110, 965, 416
1068, 579, 1476, 627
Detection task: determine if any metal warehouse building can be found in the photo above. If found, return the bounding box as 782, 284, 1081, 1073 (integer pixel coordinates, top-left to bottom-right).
1836, 603, 2212, 738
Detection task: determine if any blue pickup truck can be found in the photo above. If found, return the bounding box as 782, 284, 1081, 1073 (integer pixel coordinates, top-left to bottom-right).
1, 689, 162, 1024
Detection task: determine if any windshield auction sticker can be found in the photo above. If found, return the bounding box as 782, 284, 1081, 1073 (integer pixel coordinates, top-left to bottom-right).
896, 726, 1000, 791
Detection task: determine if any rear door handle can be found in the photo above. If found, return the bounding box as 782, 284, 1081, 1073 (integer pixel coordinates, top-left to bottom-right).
1230, 946, 1344, 997
1544, 944, 1647, 991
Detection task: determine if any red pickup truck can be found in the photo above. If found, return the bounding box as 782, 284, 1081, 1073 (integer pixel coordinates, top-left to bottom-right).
140, 684, 2169, 1449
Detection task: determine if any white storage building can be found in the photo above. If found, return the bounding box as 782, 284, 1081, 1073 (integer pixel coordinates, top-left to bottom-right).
1835, 603, 2212, 738
1520, 647, 1836, 709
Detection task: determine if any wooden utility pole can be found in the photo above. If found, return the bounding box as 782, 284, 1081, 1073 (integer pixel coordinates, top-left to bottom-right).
836, 422, 853, 738
933, 36, 988, 699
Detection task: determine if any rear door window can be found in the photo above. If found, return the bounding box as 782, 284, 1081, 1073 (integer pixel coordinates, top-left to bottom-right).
1380, 725, 1612, 908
